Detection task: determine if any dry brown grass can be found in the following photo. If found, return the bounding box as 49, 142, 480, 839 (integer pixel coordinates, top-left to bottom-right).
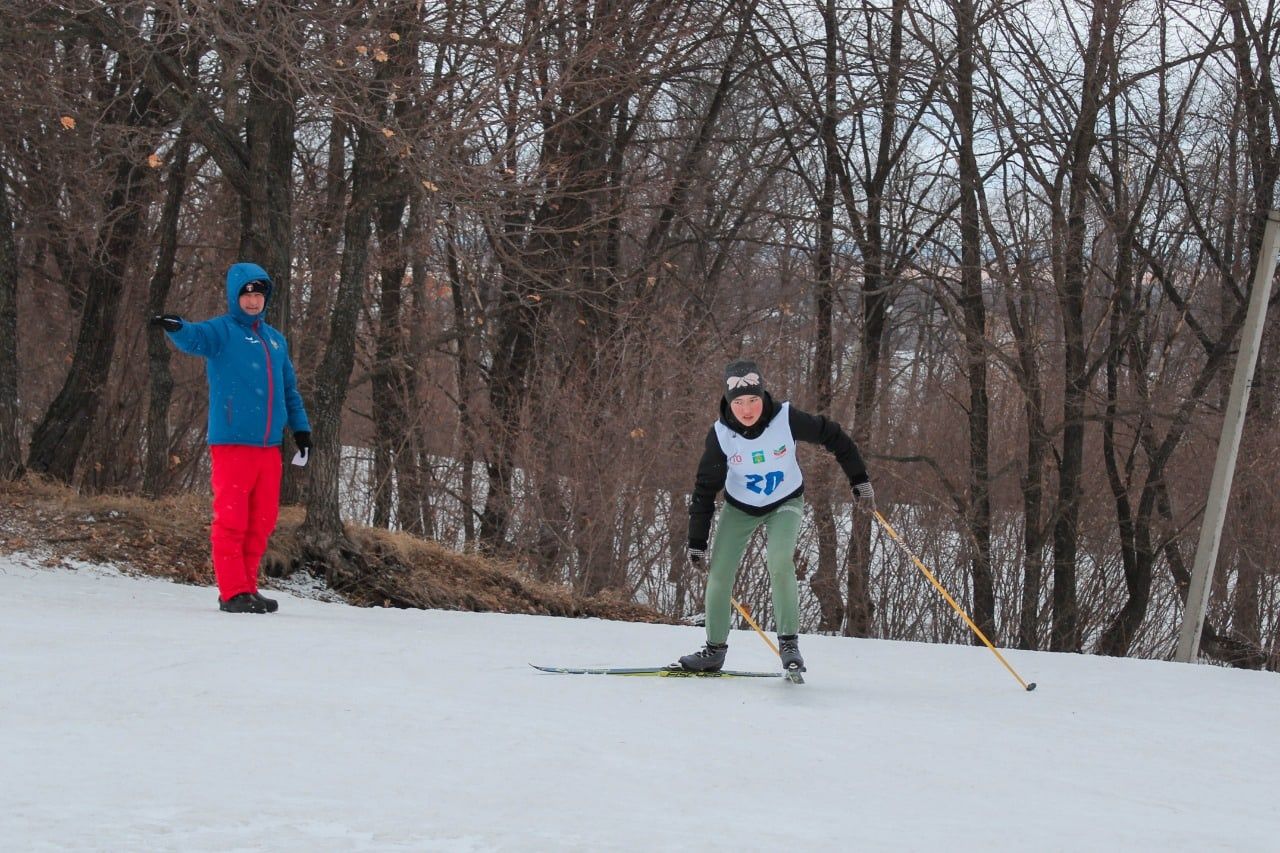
0, 476, 668, 623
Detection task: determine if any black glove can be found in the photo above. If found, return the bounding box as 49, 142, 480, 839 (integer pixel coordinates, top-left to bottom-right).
852, 480, 875, 505
293, 431, 312, 454
150, 314, 182, 332
687, 545, 707, 567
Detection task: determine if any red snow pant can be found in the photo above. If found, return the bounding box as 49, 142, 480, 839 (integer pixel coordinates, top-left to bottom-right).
210, 445, 282, 601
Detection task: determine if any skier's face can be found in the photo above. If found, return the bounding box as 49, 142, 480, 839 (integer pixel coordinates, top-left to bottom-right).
239, 292, 266, 316
731, 394, 763, 426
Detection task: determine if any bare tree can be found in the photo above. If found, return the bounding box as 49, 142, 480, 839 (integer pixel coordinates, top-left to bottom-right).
807, 0, 846, 633
980, 0, 1126, 652
943, 0, 995, 641
25, 46, 161, 481
2, 0, 1277, 665
300, 124, 390, 563
143, 129, 192, 497
0, 163, 18, 478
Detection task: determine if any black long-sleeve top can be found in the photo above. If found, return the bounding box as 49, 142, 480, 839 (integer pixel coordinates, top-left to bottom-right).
687, 393, 869, 549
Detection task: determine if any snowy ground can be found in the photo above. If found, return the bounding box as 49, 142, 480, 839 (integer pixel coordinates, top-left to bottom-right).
2, 553, 1277, 852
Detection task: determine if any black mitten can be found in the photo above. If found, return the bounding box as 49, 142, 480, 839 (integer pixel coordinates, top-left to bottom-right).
150, 314, 182, 332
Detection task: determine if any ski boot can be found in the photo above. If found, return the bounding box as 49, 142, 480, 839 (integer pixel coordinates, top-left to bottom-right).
677, 641, 728, 672
251, 592, 279, 613
778, 634, 805, 682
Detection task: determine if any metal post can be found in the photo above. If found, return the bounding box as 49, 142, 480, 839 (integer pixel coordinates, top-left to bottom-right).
1175, 210, 1280, 662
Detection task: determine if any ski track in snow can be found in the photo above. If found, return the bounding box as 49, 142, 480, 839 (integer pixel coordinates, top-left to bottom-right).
1, 552, 1277, 851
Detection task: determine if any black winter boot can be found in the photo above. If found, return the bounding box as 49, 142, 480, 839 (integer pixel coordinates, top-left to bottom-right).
219, 593, 270, 614
678, 641, 728, 672
778, 634, 805, 672
251, 592, 279, 613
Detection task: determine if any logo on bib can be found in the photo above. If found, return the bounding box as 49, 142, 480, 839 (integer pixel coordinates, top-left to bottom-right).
772, 445, 788, 458
751, 450, 766, 464
728, 453, 744, 465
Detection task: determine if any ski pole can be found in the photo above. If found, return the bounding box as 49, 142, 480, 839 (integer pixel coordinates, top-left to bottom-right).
871, 509, 1037, 692
731, 597, 780, 658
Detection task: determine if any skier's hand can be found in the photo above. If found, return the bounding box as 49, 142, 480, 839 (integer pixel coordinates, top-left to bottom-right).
852, 480, 875, 507
687, 545, 707, 568
150, 314, 183, 332
293, 430, 312, 455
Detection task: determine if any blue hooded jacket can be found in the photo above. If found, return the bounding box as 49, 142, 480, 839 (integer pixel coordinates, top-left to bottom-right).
166, 263, 311, 447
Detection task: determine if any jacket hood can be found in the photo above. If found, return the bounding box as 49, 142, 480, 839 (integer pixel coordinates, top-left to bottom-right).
225, 262, 273, 324
719, 390, 778, 439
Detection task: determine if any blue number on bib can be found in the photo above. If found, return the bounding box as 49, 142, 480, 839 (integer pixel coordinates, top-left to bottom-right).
745, 471, 785, 496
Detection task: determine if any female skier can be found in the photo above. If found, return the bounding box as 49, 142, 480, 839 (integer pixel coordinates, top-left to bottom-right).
678, 359, 874, 673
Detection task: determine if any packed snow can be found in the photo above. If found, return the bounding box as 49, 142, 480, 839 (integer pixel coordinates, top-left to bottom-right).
2, 552, 1277, 851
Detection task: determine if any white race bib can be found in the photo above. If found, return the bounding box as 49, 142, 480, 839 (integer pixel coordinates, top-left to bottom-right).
714, 402, 803, 507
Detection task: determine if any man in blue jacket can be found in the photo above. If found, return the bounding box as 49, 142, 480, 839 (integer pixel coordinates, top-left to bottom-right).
151, 262, 311, 613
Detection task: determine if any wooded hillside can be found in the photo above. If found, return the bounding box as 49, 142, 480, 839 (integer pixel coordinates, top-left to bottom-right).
1, 0, 1277, 667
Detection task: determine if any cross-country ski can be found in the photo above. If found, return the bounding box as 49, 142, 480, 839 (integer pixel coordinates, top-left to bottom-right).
530, 663, 783, 678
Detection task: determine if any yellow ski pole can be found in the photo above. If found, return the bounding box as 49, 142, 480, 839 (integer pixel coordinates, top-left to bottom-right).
731, 597, 780, 658
871, 509, 1037, 692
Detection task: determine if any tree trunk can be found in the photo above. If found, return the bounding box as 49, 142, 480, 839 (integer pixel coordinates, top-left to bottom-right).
1017, 344, 1050, 650
369, 4, 421, 528
292, 116, 346, 387
27, 82, 157, 482
143, 131, 191, 497
371, 189, 409, 529
238, 26, 296, 338
1097, 300, 1146, 656
1050, 0, 1117, 653
395, 195, 429, 537
951, 0, 995, 641
0, 164, 21, 479
807, 0, 845, 634
300, 126, 379, 564
239, 47, 300, 500
974, 37, 1052, 654
479, 254, 535, 551
834, 0, 911, 638
1093, 59, 1158, 657
445, 205, 478, 546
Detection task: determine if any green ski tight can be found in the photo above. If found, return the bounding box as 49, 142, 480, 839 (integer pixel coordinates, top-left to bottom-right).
704, 496, 804, 644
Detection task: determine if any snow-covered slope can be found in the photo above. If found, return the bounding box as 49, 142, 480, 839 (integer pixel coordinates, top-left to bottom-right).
2, 553, 1276, 852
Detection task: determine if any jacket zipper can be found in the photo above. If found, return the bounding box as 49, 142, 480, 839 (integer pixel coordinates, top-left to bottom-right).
255, 321, 274, 445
